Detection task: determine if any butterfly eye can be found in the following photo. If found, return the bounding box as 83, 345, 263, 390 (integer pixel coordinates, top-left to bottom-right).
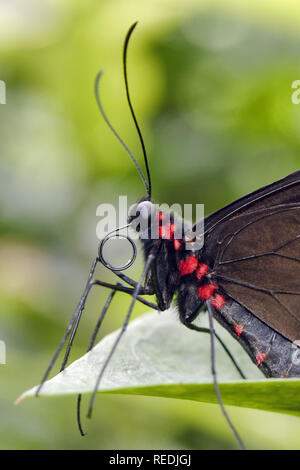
128, 201, 153, 221
128, 201, 156, 236
136, 201, 155, 221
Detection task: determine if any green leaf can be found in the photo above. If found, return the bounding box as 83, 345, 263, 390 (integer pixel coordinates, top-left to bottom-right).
17, 310, 300, 417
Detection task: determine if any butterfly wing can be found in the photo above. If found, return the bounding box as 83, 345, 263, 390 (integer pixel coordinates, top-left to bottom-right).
202, 170, 300, 235
200, 172, 300, 342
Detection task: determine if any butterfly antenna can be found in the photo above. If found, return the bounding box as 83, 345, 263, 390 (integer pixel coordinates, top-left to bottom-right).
123, 22, 152, 200
94, 70, 149, 195
206, 301, 246, 450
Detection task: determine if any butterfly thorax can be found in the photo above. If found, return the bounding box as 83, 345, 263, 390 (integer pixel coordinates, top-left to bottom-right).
130, 203, 226, 322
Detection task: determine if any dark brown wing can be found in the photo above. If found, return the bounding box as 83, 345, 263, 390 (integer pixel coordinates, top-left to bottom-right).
207, 203, 300, 342
197, 171, 300, 342
198, 170, 300, 235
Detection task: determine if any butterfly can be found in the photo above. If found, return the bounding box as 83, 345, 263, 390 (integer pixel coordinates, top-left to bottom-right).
36, 22, 300, 449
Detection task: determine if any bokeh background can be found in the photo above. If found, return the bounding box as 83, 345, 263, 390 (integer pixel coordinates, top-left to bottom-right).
1, 0, 300, 450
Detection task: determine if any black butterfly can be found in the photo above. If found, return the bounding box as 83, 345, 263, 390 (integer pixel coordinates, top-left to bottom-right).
36, 23, 300, 449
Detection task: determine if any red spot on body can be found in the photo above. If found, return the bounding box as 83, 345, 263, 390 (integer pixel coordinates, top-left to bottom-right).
234, 324, 245, 337
169, 223, 175, 239
159, 223, 175, 240
198, 283, 218, 300
211, 294, 226, 310
195, 263, 208, 281
174, 239, 182, 251
178, 256, 198, 276
158, 212, 164, 222
256, 352, 266, 366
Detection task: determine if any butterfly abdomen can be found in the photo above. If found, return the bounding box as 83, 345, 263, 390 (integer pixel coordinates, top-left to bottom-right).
213, 297, 300, 378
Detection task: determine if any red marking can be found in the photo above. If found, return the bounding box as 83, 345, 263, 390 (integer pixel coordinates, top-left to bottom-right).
234, 324, 244, 337
159, 223, 175, 240
174, 239, 182, 251
256, 352, 266, 366
195, 263, 208, 281
211, 294, 226, 310
198, 283, 218, 300
158, 212, 164, 222
178, 256, 198, 276
169, 223, 175, 238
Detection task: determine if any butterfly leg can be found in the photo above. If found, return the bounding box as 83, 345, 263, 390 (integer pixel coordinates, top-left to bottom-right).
59, 280, 156, 373
35, 257, 99, 395
87, 253, 155, 419
182, 321, 246, 379
36, 257, 158, 396
76, 289, 117, 435
206, 301, 245, 450
111, 270, 154, 294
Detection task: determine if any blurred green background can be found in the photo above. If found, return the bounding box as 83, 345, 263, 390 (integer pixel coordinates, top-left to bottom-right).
1, 0, 300, 450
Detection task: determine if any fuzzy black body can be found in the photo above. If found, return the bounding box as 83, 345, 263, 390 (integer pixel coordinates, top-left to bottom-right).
141, 171, 300, 378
